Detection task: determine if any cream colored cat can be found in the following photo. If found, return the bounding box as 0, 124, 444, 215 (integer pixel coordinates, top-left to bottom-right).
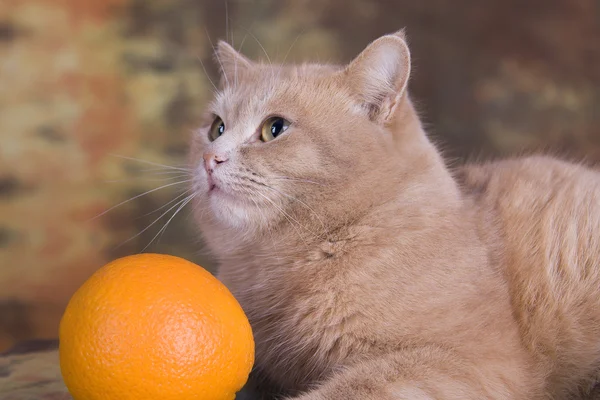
189, 30, 600, 399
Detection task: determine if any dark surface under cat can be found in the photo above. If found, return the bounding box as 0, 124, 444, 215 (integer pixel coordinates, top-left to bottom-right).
1, 340, 599, 399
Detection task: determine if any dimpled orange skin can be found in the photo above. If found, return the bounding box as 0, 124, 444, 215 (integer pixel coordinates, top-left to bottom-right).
59, 254, 254, 400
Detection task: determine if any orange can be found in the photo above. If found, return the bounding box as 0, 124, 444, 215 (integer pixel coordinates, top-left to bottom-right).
59, 254, 254, 400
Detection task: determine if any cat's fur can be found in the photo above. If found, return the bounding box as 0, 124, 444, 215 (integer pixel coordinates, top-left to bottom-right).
189, 30, 600, 399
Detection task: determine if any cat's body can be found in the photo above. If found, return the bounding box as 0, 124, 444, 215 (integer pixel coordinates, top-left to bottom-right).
460, 156, 600, 398
189, 31, 600, 399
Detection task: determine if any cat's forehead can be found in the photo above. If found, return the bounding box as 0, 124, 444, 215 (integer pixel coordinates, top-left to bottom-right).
211, 63, 342, 119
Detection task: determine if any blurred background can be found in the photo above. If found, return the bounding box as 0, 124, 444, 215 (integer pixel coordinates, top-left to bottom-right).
0, 0, 598, 351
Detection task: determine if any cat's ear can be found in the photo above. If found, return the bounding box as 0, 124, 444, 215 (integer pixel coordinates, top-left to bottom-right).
344, 30, 411, 124
215, 41, 253, 85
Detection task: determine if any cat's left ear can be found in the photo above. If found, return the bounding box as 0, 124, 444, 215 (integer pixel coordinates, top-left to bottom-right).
344, 30, 411, 124
215, 41, 253, 85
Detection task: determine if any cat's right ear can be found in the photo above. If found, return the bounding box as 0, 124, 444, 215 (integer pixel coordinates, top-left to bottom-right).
344, 30, 411, 125
215, 41, 253, 86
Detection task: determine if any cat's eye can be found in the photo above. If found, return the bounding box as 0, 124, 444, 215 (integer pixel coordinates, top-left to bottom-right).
260, 117, 290, 142
209, 116, 225, 141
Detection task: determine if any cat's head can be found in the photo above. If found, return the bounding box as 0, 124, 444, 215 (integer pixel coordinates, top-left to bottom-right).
190, 30, 414, 235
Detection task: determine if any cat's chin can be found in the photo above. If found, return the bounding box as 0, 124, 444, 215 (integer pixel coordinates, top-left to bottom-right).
207, 190, 268, 231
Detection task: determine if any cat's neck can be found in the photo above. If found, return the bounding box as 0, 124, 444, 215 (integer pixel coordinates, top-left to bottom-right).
388, 95, 463, 205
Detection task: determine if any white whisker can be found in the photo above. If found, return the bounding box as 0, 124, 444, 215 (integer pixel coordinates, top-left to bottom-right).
225, 0, 230, 45
135, 168, 192, 175
142, 193, 197, 251
277, 29, 306, 81
138, 189, 193, 218
89, 180, 190, 221
254, 191, 311, 246
262, 184, 326, 234
269, 176, 326, 186
237, 24, 251, 52
239, 25, 274, 82
115, 193, 195, 251
205, 27, 229, 87
109, 154, 190, 172
234, 31, 250, 87
104, 175, 190, 183
234, 186, 284, 262
239, 27, 271, 66
197, 55, 218, 92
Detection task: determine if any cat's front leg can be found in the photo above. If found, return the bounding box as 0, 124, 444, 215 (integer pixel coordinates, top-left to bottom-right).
287, 346, 537, 400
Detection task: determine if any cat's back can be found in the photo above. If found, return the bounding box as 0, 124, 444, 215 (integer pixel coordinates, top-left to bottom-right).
458, 155, 600, 397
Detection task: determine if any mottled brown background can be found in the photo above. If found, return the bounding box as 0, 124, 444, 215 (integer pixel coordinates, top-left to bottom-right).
0, 0, 598, 351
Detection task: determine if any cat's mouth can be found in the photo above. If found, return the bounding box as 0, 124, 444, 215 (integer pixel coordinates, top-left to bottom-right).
206, 174, 218, 192
208, 183, 223, 195
204, 174, 243, 202
206, 177, 228, 197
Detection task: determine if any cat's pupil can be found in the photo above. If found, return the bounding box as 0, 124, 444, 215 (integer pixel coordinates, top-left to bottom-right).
218, 123, 224, 135
271, 119, 284, 137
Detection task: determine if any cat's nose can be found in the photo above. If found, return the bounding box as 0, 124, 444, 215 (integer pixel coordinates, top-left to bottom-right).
203, 152, 228, 173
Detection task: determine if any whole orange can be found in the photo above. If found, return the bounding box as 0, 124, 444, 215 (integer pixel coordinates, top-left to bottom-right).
59, 253, 254, 400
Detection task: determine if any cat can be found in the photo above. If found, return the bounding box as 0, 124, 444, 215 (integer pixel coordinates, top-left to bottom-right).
188, 29, 600, 399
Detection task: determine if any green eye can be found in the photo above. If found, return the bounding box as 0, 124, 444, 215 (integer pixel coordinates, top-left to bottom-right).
209, 116, 225, 141
260, 116, 290, 142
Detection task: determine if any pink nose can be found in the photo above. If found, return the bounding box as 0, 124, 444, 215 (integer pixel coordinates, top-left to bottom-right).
203, 152, 228, 173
